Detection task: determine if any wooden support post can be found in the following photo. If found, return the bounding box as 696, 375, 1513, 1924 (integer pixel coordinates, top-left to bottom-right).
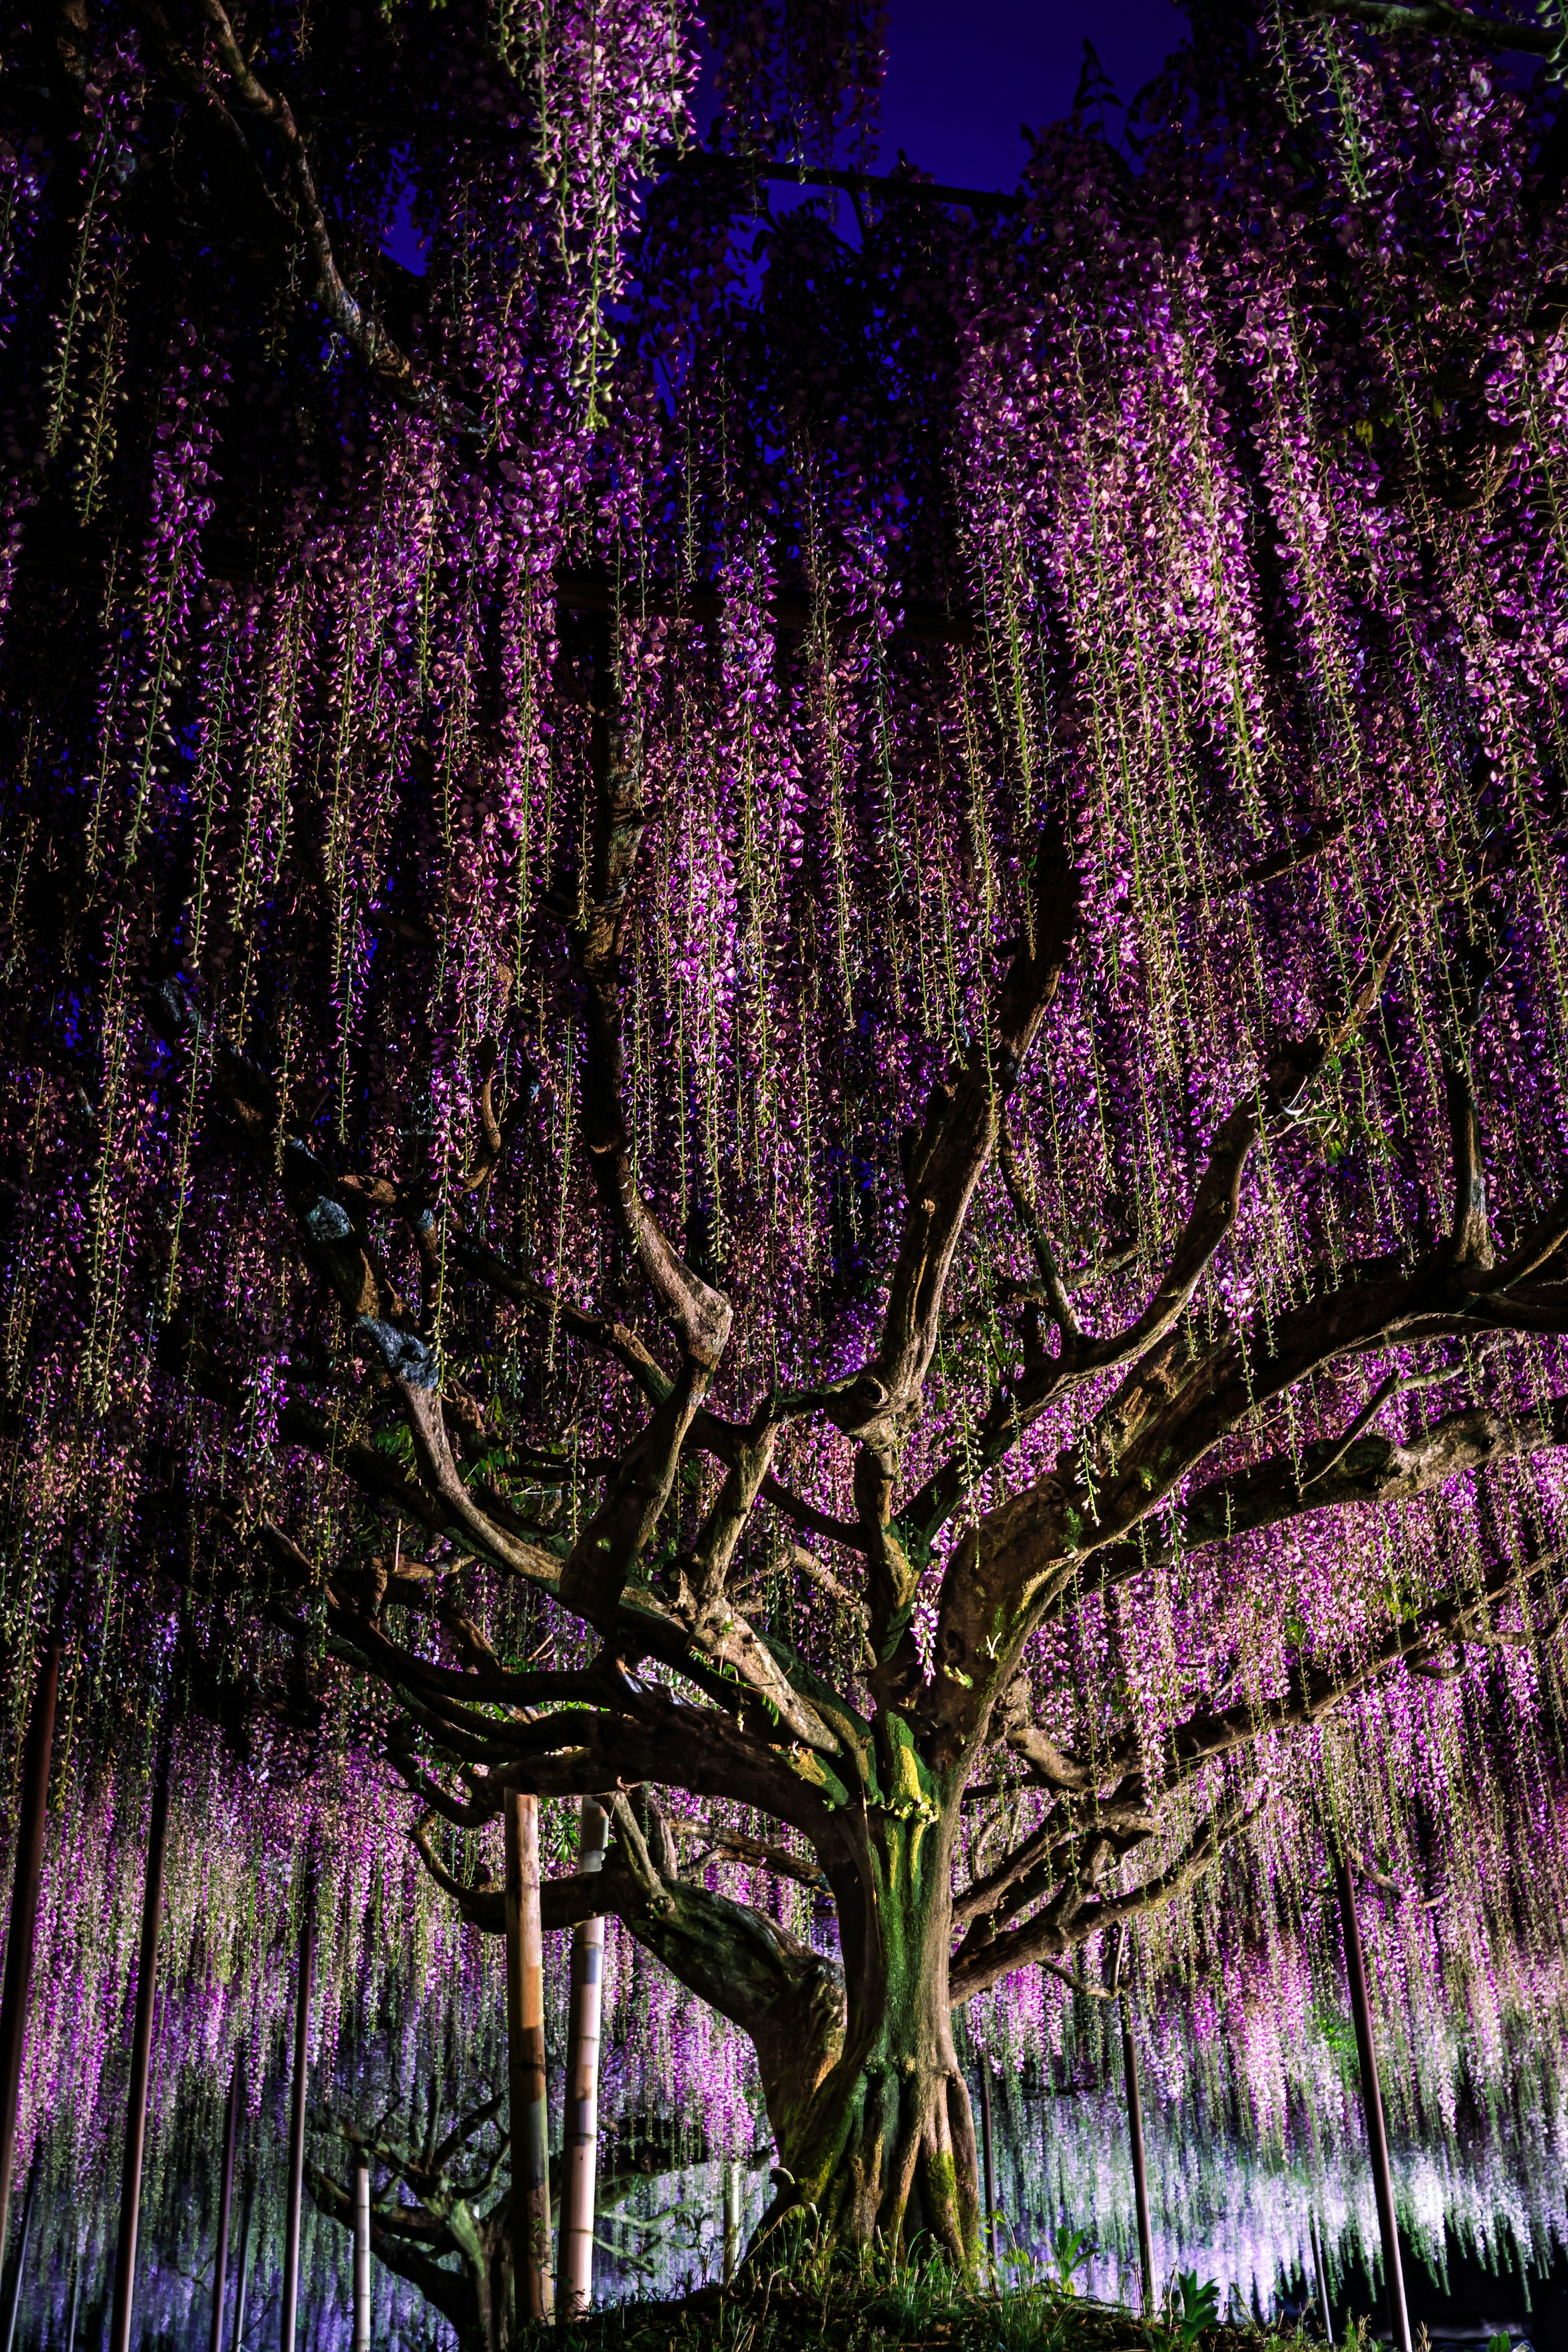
109, 1734, 172, 2352
1310, 2209, 1334, 2343
978, 2060, 997, 2277
0, 1636, 60, 2267
280, 1889, 314, 2352
1121, 1998, 1155, 2319
231, 2174, 254, 2352
556, 1797, 607, 2320
209, 2058, 241, 2352
504, 1790, 552, 2325
62, 2238, 80, 2352
0, 2163, 35, 2352
1334, 1861, 1411, 2352
352, 2160, 370, 2352
722, 2164, 741, 2284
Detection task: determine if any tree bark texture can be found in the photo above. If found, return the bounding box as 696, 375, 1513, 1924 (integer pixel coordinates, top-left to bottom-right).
0, 1636, 59, 2268
557, 1799, 607, 2320
766, 1809, 979, 2263
109, 1736, 171, 2352
504, 1789, 552, 2324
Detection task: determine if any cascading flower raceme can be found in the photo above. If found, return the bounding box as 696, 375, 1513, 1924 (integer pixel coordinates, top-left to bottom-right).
2, 0, 1568, 2323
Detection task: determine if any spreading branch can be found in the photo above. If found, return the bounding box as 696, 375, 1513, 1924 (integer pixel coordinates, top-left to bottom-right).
1307, 0, 1557, 56
831, 817, 1081, 1449
189, 0, 473, 427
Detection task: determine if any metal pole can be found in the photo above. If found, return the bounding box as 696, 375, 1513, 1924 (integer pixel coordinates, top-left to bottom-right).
351, 2160, 370, 2352
1310, 2209, 1334, 2343
978, 2060, 997, 2276
231, 2175, 254, 2352
279, 1887, 314, 2352
0, 1636, 60, 2267
209, 2058, 241, 2352
1334, 1860, 1412, 2352
725, 2163, 742, 2284
62, 2238, 80, 2352
0, 2163, 35, 2352
1121, 1998, 1155, 2319
504, 1789, 552, 2324
109, 1734, 172, 2352
556, 1798, 607, 2320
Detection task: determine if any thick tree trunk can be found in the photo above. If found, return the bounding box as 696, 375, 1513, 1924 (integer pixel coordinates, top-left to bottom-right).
540, 1812, 981, 2269
480, 2225, 513, 2352
768, 1810, 979, 2264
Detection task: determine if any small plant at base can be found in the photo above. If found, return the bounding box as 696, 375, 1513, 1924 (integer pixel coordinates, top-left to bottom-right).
1052, 2226, 1095, 2296
861, 2233, 958, 2333
1485, 2334, 1512, 2352
1164, 2273, 1222, 2352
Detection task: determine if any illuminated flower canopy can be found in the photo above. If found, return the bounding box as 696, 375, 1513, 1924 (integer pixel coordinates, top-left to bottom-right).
2, 0, 1568, 2291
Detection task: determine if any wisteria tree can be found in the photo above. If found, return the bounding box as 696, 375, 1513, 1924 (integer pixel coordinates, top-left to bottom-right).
4, 0, 1568, 2274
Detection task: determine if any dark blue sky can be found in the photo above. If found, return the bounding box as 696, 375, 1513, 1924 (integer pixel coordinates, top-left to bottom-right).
878, 0, 1187, 185
382, 4, 1191, 272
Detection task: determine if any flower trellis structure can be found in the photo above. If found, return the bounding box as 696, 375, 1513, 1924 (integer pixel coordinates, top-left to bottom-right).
4, 0, 1568, 2271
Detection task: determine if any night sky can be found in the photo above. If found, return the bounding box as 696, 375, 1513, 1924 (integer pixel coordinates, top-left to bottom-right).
878, 0, 1186, 185
381, 5, 1188, 272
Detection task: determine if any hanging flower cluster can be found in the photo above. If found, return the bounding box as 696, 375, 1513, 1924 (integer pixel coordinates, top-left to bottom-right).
2, 0, 1568, 2305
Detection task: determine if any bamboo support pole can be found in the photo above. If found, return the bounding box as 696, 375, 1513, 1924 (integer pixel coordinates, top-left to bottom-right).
722, 2165, 741, 2284
0, 1636, 60, 2267
1121, 1999, 1155, 2318
978, 2061, 997, 2276
505, 1790, 553, 2325
232, 2175, 254, 2352
556, 1798, 607, 2320
209, 2059, 241, 2352
352, 2160, 370, 2352
280, 1890, 315, 2352
0, 2163, 35, 2352
1334, 1861, 1411, 2352
1310, 2209, 1334, 2343
108, 1734, 172, 2352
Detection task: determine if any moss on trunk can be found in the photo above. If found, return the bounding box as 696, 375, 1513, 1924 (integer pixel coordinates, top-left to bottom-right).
761, 1808, 979, 2263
